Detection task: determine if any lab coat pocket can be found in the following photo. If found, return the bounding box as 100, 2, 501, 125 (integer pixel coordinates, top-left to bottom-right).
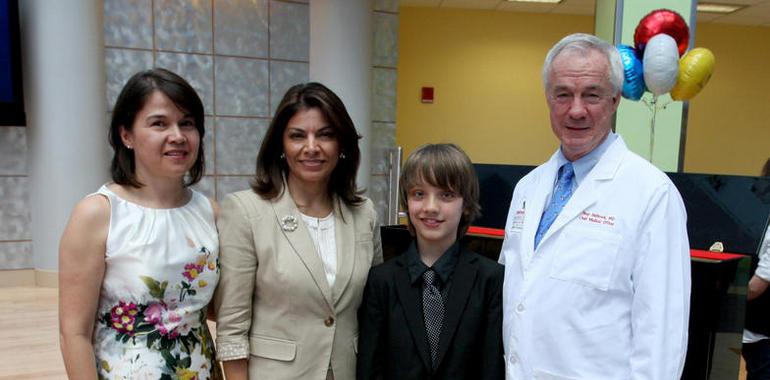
250, 335, 297, 361
548, 226, 621, 291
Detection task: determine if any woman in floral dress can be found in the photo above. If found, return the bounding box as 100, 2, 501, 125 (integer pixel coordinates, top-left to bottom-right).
59, 68, 220, 379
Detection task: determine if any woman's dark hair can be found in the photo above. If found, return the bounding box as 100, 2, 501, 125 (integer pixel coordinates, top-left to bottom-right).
108, 68, 205, 187
252, 82, 363, 205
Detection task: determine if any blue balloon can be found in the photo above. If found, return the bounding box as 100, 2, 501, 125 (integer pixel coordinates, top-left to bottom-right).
617, 45, 645, 101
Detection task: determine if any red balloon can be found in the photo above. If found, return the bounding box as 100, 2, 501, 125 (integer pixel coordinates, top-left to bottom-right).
634, 9, 689, 56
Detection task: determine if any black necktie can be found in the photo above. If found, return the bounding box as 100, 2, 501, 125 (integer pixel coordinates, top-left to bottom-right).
422, 269, 444, 368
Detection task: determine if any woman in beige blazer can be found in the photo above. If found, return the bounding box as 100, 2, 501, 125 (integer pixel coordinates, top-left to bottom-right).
215, 82, 383, 380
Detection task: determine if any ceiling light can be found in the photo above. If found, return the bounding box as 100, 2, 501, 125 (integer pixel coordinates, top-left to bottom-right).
697, 3, 743, 14
506, 0, 562, 3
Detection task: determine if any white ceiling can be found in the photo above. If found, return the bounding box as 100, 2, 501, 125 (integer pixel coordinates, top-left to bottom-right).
400, 0, 770, 26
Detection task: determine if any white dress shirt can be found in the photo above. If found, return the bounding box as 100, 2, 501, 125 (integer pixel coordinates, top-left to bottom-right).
301, 212, 337, 287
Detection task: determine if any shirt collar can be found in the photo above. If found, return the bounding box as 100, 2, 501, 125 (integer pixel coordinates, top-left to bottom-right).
557, 132, 617, 186
405, 240, 461, 286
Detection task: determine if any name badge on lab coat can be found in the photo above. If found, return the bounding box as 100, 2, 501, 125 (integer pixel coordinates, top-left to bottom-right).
510, 207, 525, 232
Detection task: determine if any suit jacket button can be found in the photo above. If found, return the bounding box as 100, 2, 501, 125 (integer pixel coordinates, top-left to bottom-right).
324, 317, 335, 327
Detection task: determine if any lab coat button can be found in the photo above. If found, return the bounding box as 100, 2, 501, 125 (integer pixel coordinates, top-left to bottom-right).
324, 317, 335, 327
516, 303, 525, 312
510, 354, 518, 365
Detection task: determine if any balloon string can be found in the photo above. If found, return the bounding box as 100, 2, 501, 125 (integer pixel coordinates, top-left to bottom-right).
642, 96, 652, 111
649, 95, 658, 162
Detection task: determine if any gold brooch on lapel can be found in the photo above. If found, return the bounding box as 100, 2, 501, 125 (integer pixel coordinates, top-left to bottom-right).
281, 215, 298, 232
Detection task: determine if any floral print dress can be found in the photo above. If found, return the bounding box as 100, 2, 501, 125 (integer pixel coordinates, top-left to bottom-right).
91, 185, 220, 380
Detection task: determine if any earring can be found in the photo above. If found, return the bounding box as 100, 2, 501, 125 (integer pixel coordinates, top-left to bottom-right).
339, 152, 346, 159
280, 153, 285, 159
125, 144, 133, 150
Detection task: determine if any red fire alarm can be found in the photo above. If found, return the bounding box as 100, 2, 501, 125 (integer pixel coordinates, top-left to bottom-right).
421, 87, 434, 104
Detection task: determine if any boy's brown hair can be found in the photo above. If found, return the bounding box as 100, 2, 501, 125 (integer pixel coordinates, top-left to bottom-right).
399, 143, 481, 238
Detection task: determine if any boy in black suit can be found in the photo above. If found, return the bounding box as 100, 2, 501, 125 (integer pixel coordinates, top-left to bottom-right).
357, 143, 504, 380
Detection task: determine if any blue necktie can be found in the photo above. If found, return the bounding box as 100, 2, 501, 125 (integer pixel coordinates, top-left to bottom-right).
535, 162, 575, 248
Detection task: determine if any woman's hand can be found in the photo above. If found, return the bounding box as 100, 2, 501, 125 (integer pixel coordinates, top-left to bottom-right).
222, 359, 249, 380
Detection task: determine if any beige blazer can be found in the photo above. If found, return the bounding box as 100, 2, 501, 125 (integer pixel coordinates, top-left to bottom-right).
215, 188, 383, 380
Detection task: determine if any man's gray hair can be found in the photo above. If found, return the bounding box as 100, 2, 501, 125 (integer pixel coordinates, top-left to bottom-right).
542, 33, 624, 94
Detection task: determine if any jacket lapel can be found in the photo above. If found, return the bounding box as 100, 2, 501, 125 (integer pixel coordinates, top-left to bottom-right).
538, 137, 626, 246
332, 198, 355, 305
434, 247, 478, 370
525, 156, 559, 264
393, 255, 433, 372
540, 179, 599, 243
271, 189, 334, 311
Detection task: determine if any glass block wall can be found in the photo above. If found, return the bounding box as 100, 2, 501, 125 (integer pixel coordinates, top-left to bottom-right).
0, 0, 399, 270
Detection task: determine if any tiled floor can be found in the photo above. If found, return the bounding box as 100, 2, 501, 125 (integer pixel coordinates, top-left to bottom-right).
0, 287, 64, 379
0, 287, 217, 379
0, 286, 750, 379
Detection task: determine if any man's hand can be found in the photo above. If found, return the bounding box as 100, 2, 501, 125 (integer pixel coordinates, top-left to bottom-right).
747, 275, 770, 301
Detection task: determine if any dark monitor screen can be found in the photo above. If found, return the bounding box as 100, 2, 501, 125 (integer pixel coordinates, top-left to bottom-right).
474, 163, 770, 256
474, 164, 535, 231
0, 0, 25, 126
0, 0, 13, 102
667, 172, 770, 256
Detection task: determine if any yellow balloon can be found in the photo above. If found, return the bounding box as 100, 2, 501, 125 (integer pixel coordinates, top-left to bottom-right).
670, 47, 716, 100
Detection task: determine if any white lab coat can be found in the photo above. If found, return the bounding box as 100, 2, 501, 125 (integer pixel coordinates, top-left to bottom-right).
499, 136, 691, 380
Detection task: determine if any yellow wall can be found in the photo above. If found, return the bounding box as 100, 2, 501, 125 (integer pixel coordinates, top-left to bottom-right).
396, 8, 592, 164
397, 7, 770, 176
684, 23, 770, 176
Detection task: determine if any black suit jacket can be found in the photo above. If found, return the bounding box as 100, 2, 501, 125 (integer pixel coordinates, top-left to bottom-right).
357, 244, 505, 380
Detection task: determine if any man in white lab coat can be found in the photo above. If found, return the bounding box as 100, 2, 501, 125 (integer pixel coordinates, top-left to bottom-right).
499, 33, 691, 379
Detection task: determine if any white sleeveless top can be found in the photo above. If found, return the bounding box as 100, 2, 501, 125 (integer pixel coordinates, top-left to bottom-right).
91, 184, 220, 379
